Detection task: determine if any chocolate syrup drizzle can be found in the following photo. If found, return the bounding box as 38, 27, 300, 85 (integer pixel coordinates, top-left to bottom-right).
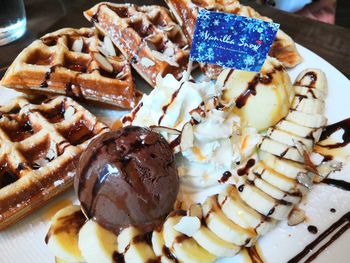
158, 83, 184, 125
219, 171, 232, 183
162, 245, 179, 262
235, 65, 282, 109
237, 159, 256, 176
319, 118, 350, 149
295, 71, 317, 88
169, 135, 181, 149
322, 178, 350, 192
223, 69, 235, 86
288, 211, 350, 263
307, 225, 318, 234
122, 102, 144, 124
40, 65, 60, 88
247, 245, 264, 263
112, 251, 125, 263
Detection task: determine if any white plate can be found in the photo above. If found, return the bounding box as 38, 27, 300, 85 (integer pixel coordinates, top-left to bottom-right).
0, 44, 349, 263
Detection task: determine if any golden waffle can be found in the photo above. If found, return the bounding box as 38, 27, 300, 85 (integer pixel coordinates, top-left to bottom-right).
165, 0, 303, 78
1, 27, 139, 109
84, 3, 190, 87
0, 95, 109, 230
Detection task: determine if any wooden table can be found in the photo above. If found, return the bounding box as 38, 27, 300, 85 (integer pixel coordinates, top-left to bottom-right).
1, 0, 349, 79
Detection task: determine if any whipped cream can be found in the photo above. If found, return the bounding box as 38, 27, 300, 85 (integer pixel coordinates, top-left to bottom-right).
124, 74, 261, 204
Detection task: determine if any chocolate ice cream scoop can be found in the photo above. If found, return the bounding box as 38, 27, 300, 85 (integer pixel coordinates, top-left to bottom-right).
74, 126, 179, 234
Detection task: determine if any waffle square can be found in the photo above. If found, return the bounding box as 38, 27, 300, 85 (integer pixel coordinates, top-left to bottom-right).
84, 3, 190, 87
165, 0, 302, 78
0, 96, 109, 230
1, 27, 140, 109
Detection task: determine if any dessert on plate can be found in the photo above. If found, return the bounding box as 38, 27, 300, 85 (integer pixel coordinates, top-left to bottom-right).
44, 63, 341, 262
0, 1, 348, 263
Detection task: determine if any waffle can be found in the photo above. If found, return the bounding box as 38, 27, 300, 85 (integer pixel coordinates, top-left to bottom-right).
165, 0, 303, 78
84, 3, 190, 87
1, 27, 140, 109
0, 95, 109, 230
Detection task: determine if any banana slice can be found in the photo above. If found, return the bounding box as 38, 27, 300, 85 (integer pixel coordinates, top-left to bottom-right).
117, 227, 141, 253
259, 151, 307, 179
163, 214, 217, 263
217, 186, 276, 235
78, 220, 118, 263
294, 85, 326, 100
124, 236, 159, 263
253, 162, 298, 193
117, 226, 159, 263
236, 181, 293, 220
46, 205, 85, 263
291, 97, 325, 115
294, 69, 327, 93
247, 171, 301, 204
202, 195, 257, 246
152, 230, 176, 262
259, 138, 303, 163
276, 120, 322, 142
193, 224, 240, 257
286, 111, 327, 128
266, 128, 314, 150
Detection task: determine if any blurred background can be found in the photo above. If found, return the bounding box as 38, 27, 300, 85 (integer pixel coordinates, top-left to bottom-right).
23, 0, 350, 29
252, 0, 349, 27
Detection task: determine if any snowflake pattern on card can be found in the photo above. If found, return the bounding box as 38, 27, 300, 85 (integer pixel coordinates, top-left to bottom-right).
190, 9, 280, 72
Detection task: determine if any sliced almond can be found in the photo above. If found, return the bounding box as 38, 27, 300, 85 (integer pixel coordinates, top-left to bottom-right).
150, 125, 181, 135
97, 45, 109, 58
103, 36, 116, 56
288, 207, 306, 226
163, 46, 175, 57
34, 158, 47, 168
180, 122, 194, 152
191, 111, 203, 124
146, 40, 158, 52
71, 38, 83, 52
294, 140, 319, 175
140, 57, 155, 68
64, 106, 75, 120
151, 50, 179, 67
92, 52, 113, 73
297, 172, 313, 189
116, 70, 128, 80
173, 216, 201, 237
161, 25, 175, 32
46, 147, 57, 162
316, 160, 343, 180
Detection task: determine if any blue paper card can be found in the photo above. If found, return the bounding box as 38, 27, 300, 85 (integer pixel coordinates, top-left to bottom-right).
190, 9, 280, 72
